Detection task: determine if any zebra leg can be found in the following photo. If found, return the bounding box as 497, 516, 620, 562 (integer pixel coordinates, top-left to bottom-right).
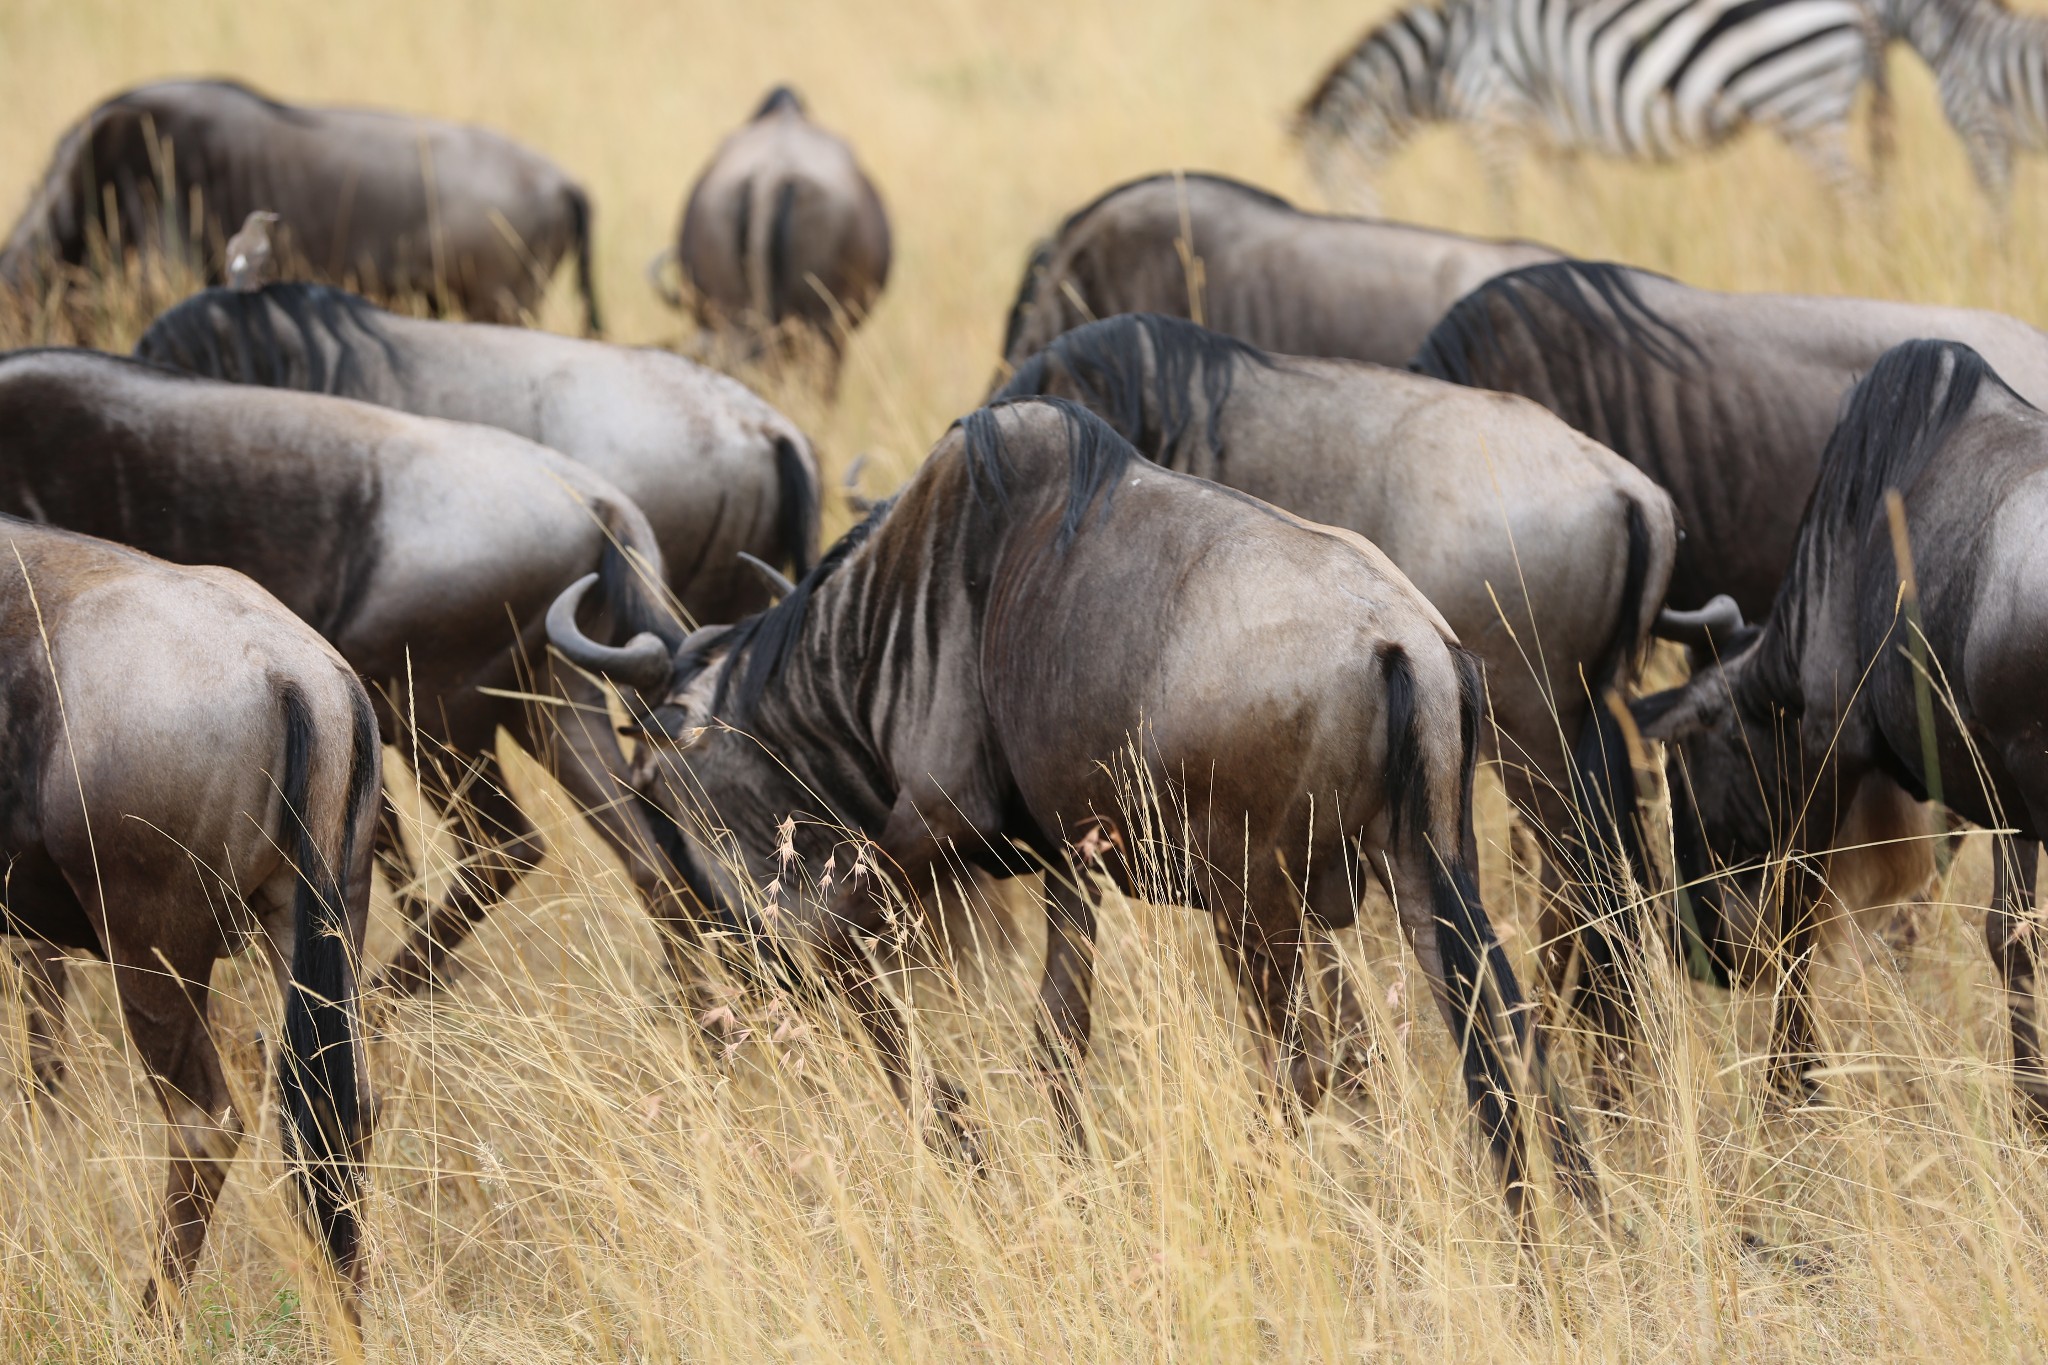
1963, 130, 2016, 229
1786, 121, 1875, 218
1466, 120, 1525, 224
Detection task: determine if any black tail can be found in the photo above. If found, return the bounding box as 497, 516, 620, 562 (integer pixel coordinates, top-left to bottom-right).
275, 684, 376, 1280
773, 434, 820, 577
767, 179, 799, 324
566, 184, 601, 337
1561, 497, 1666, 1003
1383, 645, 1596, 1211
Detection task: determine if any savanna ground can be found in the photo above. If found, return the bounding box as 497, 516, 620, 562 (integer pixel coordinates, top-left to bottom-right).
4, 0, 2048, 1359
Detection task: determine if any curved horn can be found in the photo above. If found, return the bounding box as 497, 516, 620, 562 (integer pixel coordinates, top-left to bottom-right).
1654, 594, 1746, 647
546, 573, 676, 691
737, 551, 797, 601
644, 245, 683, 310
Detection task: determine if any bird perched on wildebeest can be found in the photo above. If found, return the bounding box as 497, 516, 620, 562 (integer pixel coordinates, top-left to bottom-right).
651, 86, 890, 395
223, 210, 280, 290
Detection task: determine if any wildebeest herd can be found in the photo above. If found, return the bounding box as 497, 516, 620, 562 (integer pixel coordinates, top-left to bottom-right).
4, 14, 2048, 1332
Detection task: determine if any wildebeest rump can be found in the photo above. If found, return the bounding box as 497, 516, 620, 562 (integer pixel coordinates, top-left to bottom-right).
0, 79, 601, 332
134, 282, 821, 620
0, 349, 696, 1001
659, 87, 890, 387
1631, 340, 2048, 1119
1411, 259, 2048, 618
996, 171, 1559, 378
0, 518, 375, 1307
549, 397, 1597, 1217
994, 312, 1679, 1057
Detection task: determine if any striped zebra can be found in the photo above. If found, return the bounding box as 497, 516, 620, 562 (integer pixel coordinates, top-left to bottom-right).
1295, 0, 1886, 209
1875, 0, 2048, 211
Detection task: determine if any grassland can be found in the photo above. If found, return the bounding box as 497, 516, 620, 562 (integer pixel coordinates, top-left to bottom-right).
5, 0, 2048, 1360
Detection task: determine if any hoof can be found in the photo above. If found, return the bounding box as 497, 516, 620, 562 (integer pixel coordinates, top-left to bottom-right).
927, 1075, 986, 1173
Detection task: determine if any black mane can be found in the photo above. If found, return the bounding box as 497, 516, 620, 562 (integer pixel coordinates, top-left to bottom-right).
709, 397, 1140, 724
996, 172, 1296, 360
1410, 259, 1700, 385
992, 312, 1275, 461
1784, 338, 2009, 605
134, 283, 401, 394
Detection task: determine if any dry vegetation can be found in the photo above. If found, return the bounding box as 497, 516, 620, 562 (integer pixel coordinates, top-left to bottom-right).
5, 0, 2048, 1360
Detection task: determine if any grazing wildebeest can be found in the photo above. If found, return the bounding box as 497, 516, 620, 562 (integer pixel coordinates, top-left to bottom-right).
0, 349, 696, 1002
1631, 340, 2048, 1121
654, 87, 890, 390
134, 282, 821, 620
994, 313, 1679, 1062
1414, 261, 2048, 1028
0, 517, 374, 1308
548, 397, 1597, 1219
1293, 0, 1884, 212
995, 171, 1559, 378
0, 79, 600, 332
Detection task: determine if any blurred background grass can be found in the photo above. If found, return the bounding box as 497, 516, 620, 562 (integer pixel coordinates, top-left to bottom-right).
4, 0, 2048, 1360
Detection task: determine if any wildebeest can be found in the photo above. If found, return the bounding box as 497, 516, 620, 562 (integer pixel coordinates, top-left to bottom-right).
996, 171, 1559, 378
1414, 260, 2048, 1029
994, 313, 1678, 1060
0, 79, 600, 332
0, 517, 374, 1307
1631, 340, 2048, 1119
1411, 260, 2048, 617
548, 397, 1597, 1218
653, 87, 890, 390
134, 282, 821, 620
0, 349, 696, 1002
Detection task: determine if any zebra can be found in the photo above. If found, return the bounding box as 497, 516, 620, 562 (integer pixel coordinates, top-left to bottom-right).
1294, 0, 1887, 210
1874, 0, 2048, 212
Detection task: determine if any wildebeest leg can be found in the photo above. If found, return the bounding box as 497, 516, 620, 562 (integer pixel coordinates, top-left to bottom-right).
371, 774, 541, 997
1765, 893, 1823, 1105
1310, 930, 1375, 1096
816, 804, 982, 1165
12, 944, 69, 1095
1986, 836, 2047, 1128
1034, 861, 1100, 1151
111, 940, 241, 1306
1212, 864, 1328, 1121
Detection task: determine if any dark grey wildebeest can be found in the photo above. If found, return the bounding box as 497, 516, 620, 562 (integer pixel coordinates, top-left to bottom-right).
994, 313, 1678, 1064
1631, 340, 2048, 1121
134, 282, 820, 620
1411, 260, 2048, 618
996, 171, 1559, 378
0, 517, 374, 1311
0, 79, 600, 332
654, 87, 890, 391
548, 397, 1597, 1220
0, 350, 696, 1003
1413, 260, 2048, 978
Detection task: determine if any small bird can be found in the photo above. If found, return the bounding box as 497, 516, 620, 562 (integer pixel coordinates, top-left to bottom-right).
223, 210, 280, 291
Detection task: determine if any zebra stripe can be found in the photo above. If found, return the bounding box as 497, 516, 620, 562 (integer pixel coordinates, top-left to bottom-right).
1876, 0, 2048, 208
1297, 0, 1880, 196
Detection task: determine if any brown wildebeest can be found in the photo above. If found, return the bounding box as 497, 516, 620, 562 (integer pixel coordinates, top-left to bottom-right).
1632, 340, 2048, 1121
0, 517, 375, 1312
994, 312, 1681, 1076
995, 171, 1558, 380
549, 397, 1598, 1225
0, 79, 601, 332
133, 282, 822, 622
0, 348, 700, 1007
652, 87, 890, 391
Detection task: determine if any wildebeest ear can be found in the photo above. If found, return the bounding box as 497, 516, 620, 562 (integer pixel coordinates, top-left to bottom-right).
1629, 679, 1728, 743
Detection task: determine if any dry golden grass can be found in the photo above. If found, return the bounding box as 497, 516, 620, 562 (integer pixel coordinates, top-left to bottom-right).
6, 0, 2048, 1360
